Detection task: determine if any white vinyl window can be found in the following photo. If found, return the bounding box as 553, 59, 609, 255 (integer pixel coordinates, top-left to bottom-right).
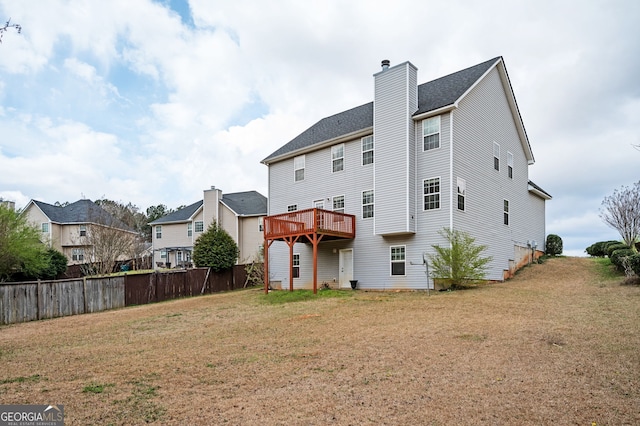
294, 155, 305, 182
457, 177, 466, 211
332, 195, 345, 213
72, 248, 84, 261
504, 199, 510, 226
362, 135, 374, 165
161, 249, 167, 259
331, 144, 344, 173
79, 224, 87, 237
423, 116, 440, 151
493, 142, 500, 171
195, 221, 204, 233
155, 225, 162, 239
187, 222, 192, 237
507, 151, 514, 178
362, 190, 374, 219
293, 253, 300, 278
423, 177, 441, 210
41, 223, 49, 233
259, 217, 264, 232
390, 246, 406, 276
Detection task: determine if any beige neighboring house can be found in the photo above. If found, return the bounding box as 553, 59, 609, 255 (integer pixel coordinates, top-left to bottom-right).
150, 187, 267, 268
23, 199, 138, 265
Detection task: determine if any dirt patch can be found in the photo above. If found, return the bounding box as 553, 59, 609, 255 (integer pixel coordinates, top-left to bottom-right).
0, 257, 639, 425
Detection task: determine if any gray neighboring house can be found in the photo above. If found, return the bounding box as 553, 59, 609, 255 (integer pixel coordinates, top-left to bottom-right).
262, 56, 551, 291
150, 187, 267, 268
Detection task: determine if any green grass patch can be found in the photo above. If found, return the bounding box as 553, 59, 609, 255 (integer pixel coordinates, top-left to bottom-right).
0, 374, 42, 385
82, 383, 114, 394
260, 289, 353, 304
592, 257, 621, 280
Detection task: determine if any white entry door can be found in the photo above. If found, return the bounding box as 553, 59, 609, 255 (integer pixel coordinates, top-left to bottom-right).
339, 249, 353, 288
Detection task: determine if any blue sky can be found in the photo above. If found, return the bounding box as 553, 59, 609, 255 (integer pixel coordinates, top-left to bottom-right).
0, 0, 639, 256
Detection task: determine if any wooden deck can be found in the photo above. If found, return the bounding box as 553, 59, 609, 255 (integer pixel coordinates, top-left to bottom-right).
263, 208, 355, 241
263, 208, 356, 294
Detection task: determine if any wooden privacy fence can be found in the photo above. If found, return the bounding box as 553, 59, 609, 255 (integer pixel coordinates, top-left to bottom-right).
0, 276, 125, 325
0, 265, 249, 325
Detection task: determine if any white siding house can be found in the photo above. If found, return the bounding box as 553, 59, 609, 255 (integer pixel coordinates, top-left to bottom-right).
150, 187, 267, 268
262, 57, 551, 291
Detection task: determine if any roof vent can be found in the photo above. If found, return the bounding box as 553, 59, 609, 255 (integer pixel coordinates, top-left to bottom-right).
381, 59, 390, 71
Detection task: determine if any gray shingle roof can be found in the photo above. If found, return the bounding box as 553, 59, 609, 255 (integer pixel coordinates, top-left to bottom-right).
221, 191, 267, 216
416, 57, 500, 115
32, 199, 131, 230
262, 57, 501, 163
148, 200, 203, 225
262, 102, 373, 163
149, 191, 267, 225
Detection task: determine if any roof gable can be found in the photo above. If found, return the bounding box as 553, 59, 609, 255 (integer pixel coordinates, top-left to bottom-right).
415, 57, 500, 116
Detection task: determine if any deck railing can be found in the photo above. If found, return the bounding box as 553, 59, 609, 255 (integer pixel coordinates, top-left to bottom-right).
264, 208, 355, 240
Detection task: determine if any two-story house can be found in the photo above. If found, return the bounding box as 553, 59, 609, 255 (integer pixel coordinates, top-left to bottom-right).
261, 57, 551, 292
23, 199, 138, 265
150, 187, 267, 268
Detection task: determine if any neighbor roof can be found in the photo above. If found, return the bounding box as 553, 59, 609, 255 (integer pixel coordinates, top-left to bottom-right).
221, 191, 267, 216
150, 191, 267, 225
148, 200, 203, 225
30, 199, 132, 230
262, 56, 502, 164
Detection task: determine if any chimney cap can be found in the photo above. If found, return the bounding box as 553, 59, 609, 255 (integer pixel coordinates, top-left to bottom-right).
381, 59, 390, 70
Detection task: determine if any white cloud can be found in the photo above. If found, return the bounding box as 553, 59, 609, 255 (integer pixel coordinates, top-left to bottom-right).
0, 0, 638, 256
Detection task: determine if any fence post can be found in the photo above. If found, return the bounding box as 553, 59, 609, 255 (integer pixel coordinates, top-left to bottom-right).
37, 279, 41, 321
83, 276, 88, 314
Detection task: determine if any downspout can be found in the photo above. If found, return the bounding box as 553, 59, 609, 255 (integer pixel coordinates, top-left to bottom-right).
449, 110, 454, 231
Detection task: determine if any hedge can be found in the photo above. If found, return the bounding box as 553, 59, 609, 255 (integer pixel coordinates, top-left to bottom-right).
586, 240, 620, 257
610, 248, 636, 270
606, 243, 630, 258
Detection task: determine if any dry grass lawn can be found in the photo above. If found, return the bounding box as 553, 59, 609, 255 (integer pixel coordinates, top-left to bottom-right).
0, 257, 639, 425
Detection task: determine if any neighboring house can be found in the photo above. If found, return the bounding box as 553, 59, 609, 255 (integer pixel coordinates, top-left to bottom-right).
23, 199, 138, 265
0, 198, 16, 211
149, 187, 267, 268
261, 56, 551, 292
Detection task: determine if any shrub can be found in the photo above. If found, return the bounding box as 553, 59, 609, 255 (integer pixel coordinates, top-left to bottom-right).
586, 240, 620, 257
606, 243, 629, 258
428, 228, 492, 289
545, 234, 563, 256
627, 253, 640, 276
610, 248, 635, 270
192, 221, 239, 272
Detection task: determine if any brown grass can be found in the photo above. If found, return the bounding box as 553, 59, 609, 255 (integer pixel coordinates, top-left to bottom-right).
1, 257, 639, 425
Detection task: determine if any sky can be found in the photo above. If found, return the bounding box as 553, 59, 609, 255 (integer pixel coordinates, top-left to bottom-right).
0, 0, 638, 256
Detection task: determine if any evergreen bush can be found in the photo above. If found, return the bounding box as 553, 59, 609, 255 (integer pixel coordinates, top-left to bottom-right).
606, 243, 629, 258
545, 234, 563, 256
586, 240, 619, 257
627, 253, 640, 276
192, 221, 239, 272
610, 248, 635, 270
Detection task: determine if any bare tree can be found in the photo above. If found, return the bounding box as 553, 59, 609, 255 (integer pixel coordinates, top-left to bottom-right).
74, 206, 139, 276
600, 181, 640, 251
0, 18, 21, 43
